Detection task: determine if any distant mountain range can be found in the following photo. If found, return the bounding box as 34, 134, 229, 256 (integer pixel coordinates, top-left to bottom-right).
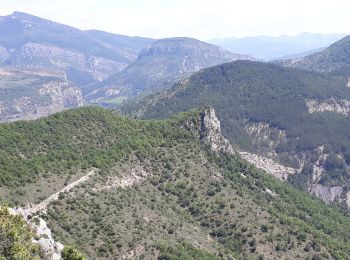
0, 11, 154, 86
87, 37, 256, 104
280, 35, 350, 75
0, 12, 256, 119
209, 33, 346, 60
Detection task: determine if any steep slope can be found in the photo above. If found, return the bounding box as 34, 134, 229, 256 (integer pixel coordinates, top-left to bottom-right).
0, 68, 83, 122
209, 33, 346, 60
1, 107, 350, 259
281, 35, 350, 75
86, 37, 256, 104
0, 12, 153, 87
121, 60, 350, 208
84, 30, 154, 61
272, 47, 325, 61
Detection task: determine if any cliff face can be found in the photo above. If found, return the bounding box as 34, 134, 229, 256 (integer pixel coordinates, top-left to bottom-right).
10, 42, 126, 82
199, 107, 235, 155
137, 37, 254, 73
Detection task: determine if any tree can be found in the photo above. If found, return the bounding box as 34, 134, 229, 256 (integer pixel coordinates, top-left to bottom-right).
62, 245, 86, 260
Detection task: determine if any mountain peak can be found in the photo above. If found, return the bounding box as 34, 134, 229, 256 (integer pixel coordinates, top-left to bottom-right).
9, 11, 49, 22
138, 37, 214, 58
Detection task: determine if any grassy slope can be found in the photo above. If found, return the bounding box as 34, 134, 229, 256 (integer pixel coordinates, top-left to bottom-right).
0, 107, 350, 258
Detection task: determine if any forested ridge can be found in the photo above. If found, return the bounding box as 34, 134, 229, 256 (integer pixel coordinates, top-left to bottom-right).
121, 60, 350, 190
0, 107, 350, 258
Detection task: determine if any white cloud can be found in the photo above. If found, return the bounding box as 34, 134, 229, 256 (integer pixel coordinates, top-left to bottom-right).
0, 0, 348, 39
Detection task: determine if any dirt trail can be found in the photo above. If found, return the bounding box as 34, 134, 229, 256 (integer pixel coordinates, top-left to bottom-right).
27, 170, 95, 214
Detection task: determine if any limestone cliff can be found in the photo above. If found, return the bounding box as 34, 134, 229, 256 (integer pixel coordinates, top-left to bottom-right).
199, 107, 235, 155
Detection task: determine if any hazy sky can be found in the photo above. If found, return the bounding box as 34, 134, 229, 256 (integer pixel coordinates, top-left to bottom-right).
0, 0, 349, 40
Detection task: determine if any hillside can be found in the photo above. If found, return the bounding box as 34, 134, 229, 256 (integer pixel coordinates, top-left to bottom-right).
281, 35, 350, 74
1, 107, 350, 258
0, 68, 83, 122
86, 37, 256, 104
121, 60, 350, 208
0, 12, 154, 87
209, 33, 346, 60
272, 47, 325, 61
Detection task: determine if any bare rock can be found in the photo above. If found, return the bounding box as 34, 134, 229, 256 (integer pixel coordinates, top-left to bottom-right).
199, 107, 235, 155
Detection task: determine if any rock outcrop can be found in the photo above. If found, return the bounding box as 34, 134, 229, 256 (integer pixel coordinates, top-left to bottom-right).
239, 152, 296, 181
310, 185, 343, 204
199, 107, 235, 155
8, 207, 64, 260
306, 98, 350, 116
244, 121, 288, 157
6, 170, 95, 259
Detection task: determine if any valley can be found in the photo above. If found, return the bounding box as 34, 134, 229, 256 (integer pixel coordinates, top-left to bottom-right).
1, 6, 350, 260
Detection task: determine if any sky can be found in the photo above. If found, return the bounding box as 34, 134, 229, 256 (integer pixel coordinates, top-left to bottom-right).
0, 0, 349, 40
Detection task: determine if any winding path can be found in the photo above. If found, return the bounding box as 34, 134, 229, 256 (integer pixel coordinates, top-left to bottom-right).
27, 170, 95, 214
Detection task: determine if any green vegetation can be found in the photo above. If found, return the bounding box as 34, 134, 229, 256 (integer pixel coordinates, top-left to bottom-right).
1, 107, 350, 258
0, 106, 195, 189
0, 207, 40, 259
121, 60, 350, 189
157, 241, 220, 259
62, 245, 86, 260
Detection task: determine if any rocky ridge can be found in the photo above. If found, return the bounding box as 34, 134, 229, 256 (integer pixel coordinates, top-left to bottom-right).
199, 107, 235, 155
